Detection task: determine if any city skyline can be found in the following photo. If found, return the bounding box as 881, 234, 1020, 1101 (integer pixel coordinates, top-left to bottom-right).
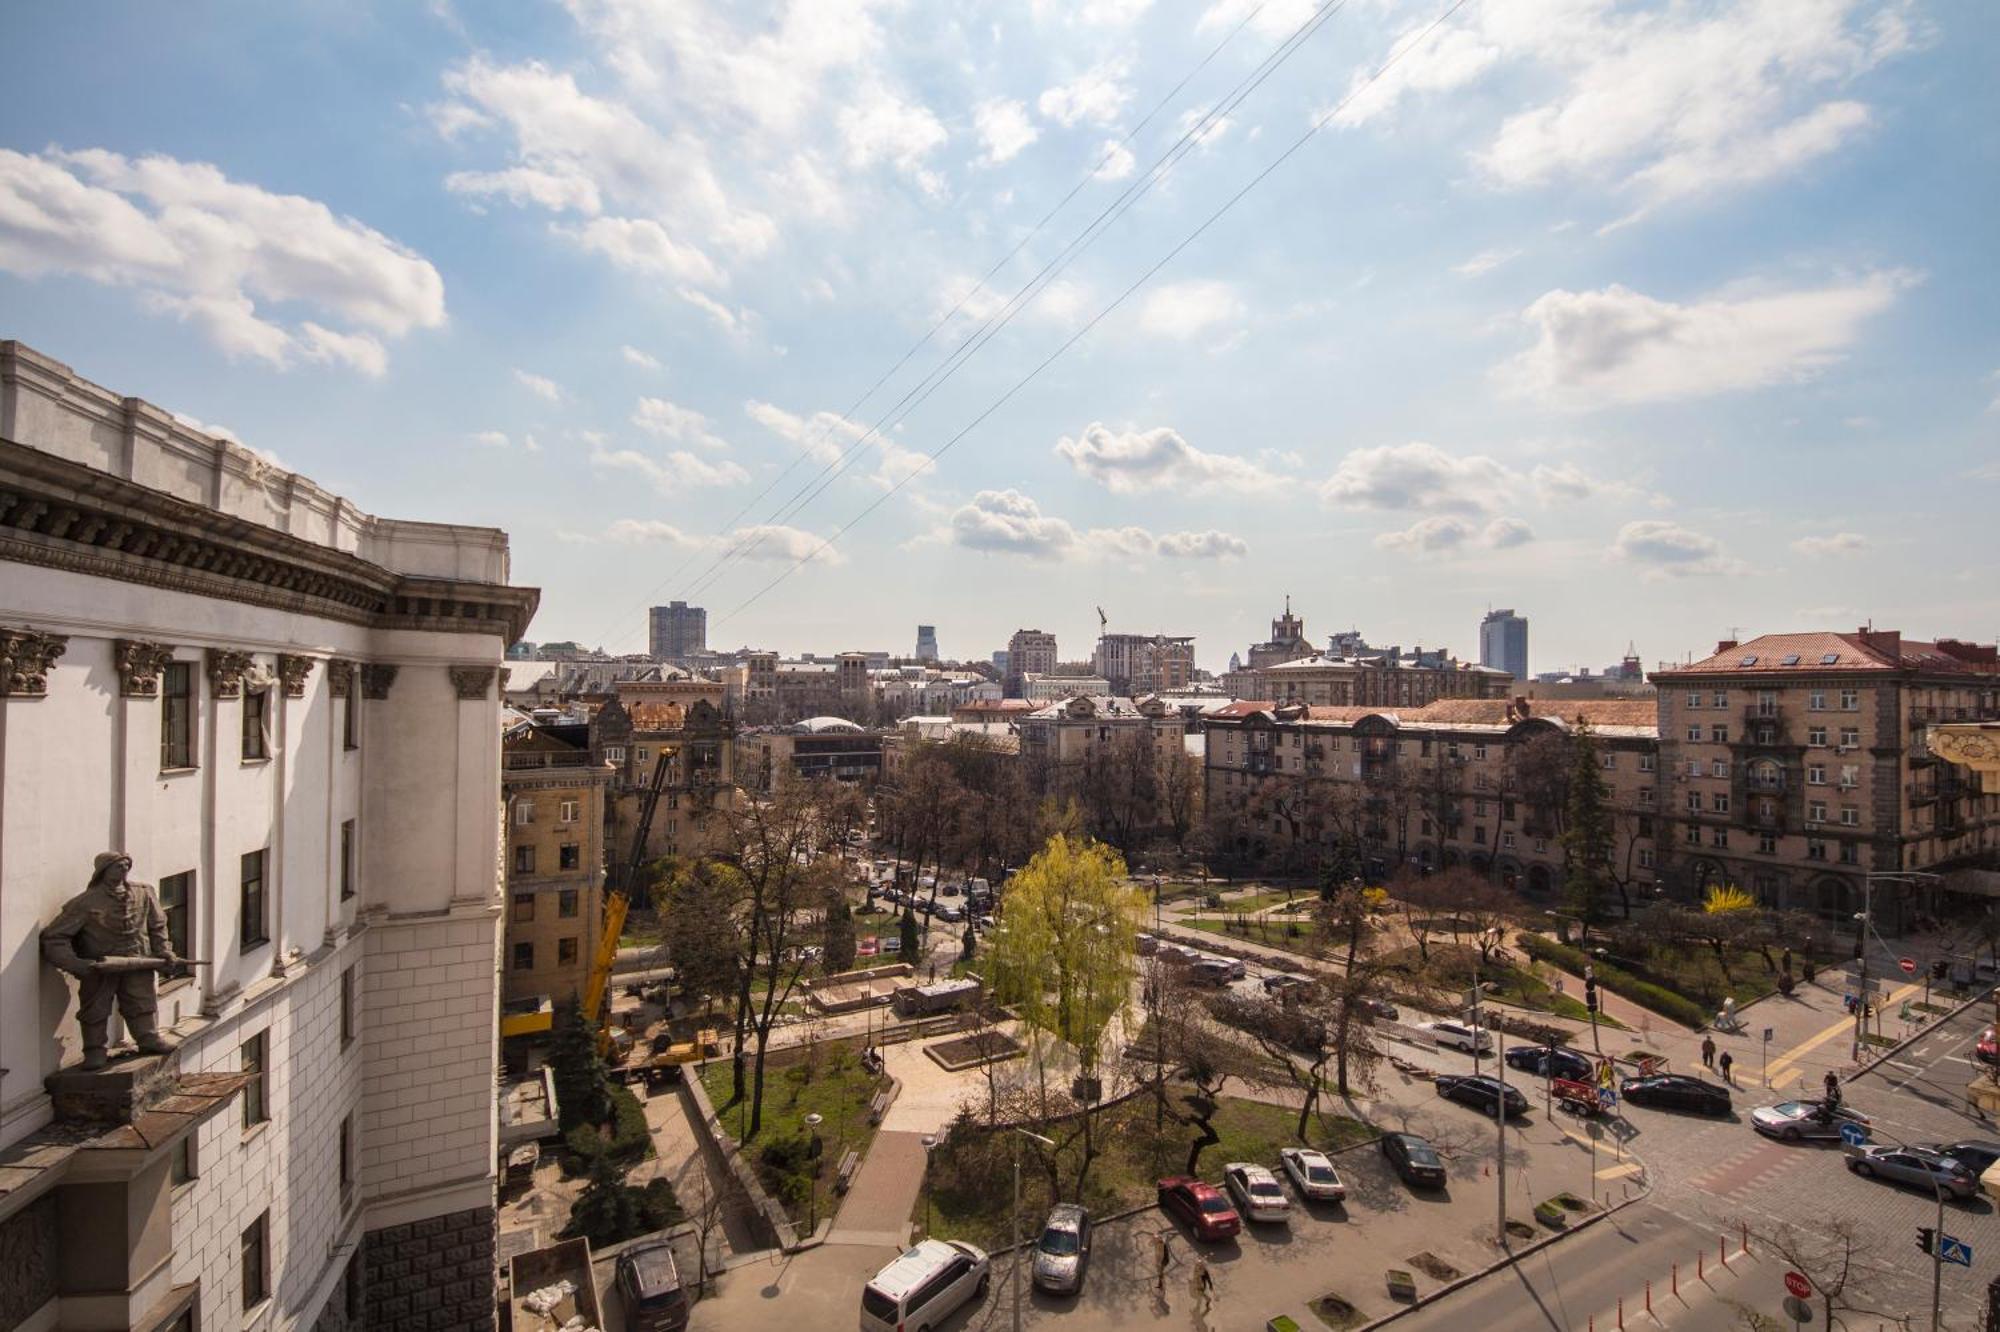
3, 3, 1996, 674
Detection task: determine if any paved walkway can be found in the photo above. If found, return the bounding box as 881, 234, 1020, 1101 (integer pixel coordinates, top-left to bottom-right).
826, 1129, 928, 1248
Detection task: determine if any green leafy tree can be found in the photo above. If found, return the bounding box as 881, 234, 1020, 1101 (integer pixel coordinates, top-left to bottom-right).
1559, 721, 1614, 936
548, 1003, 612, 1132
661, 861, 742, 1016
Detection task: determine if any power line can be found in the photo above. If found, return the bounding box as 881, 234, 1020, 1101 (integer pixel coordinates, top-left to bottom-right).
586, 3, 1272, 650
715, 0, 1476, 633
677, 0, 1354, 608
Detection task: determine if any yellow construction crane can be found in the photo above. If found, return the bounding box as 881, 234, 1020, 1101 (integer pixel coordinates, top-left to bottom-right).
581, 746, 676, 1052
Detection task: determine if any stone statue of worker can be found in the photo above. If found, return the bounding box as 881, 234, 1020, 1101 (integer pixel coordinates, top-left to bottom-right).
42, 852, 182, 1069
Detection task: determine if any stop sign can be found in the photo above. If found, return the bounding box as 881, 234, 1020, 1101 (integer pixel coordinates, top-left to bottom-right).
1899, 957, 1918, 975
1785, 1271, 1813, 1300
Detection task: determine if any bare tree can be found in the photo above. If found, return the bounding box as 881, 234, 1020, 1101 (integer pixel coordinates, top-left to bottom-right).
1743, 1217, 1912, 1330
1158, 743, 1204, 855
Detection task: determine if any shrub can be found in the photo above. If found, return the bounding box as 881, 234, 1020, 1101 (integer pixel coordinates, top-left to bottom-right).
606, 1083, 653, 1167
1517, 935, 1708, 1029
1205, 892, 1224, 909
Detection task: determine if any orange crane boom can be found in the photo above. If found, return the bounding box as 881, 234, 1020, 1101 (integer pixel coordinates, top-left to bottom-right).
582, 746, 675, 1044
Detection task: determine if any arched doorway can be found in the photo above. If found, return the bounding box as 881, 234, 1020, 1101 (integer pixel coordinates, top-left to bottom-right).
1813, 875, 1855, 921
1527, 865, 1553, 896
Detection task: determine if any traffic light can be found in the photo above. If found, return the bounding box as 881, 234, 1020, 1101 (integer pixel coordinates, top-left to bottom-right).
1584, 976, 1599, 1014
1932, 959, 1948, 981
1918, 1226, 1935, 1256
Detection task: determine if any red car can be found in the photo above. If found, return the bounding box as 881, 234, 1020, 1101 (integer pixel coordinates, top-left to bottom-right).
1977, 1027, 1997, 1066
1156, 1176, 1241, 1242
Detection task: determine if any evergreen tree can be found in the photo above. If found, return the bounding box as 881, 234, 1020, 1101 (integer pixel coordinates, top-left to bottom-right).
899, 905, 920, 958
561, 1152, 643, 1246
821, 892, 857, 972
1559, 721, 1614, 935
548, 1003, 613, 1132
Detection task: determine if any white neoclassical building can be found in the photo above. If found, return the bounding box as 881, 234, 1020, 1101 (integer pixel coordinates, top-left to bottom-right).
0, 340, 536, 1332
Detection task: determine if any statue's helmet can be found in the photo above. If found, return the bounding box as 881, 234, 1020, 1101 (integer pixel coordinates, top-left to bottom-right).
91, 851, 134, 884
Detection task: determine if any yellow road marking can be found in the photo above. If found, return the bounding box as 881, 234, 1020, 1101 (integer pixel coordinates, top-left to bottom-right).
1595, 1163, 1642, 1179
1765, 980, 1920, 1083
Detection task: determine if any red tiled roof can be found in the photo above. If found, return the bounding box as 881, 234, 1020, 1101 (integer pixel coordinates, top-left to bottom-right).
1213, 700, 1278, 717
1661, 631, 2000, 678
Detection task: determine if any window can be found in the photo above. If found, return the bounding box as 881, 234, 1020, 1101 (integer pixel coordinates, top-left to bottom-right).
1809, 801, 1828, 823
604, 745, 626, 764
1686, 823, 1702, 843
1637, 848, 1656, 868
1840, 689, 1859, 711
340, 819, 356, 901
341, 966, 356, 1047
558, 798, 579, 824
1807, 839, 1828, 861
558, 937, 579, 965
1713, 691, 1728, 708
1473, 826, 1487, 844
1639, 786, 1654, 805
1840, 807, 1859, 826
1710, 828, 1728, 848
514, 800, 535, 826
1533, 837, 1549, 853
559, 843, 581, 871
1712, 793, 1730, 814
1639, 753, 1656, 772
240, 1031, 268, 1129
1601, 752, 1616, 770
1755, 690, 1778, 716
339, 1113, 354, 1196
343, 690, 358, 750
1808, 765, 1827, 785
239, 850, 268, 948
161, 660, 194, 769
558, 889, 578, 918
1686, 759, 1703, 777
1839, 728, 1860, 749
1809, 691, 1827, 711
171, 1133, 196, 1186
1474, 744, 1488, 760
1687, 791, 1703, 812
1839, 765, 1859, 789
164, 1310, 195, 1332
1710, 725, 1729, 744
635, 747, 650, 764
513, 844, 536, 875
1638, 816, 1654, 837
1501, 832, 1516, 849
513, 942, 534, 970
1839, 842, 1860, 865
1474, 799, 1488, 818
241, 685, 269, 761
1758, 834, 1777, 855
511, 893, 535, 923
1686, 725, 1703, 742
1711, 760, 1730, 778
159, 870, 193, 963
1808, 726, 1828, 747
1688, 692, 1705, 709
242, 1212, 269, 1309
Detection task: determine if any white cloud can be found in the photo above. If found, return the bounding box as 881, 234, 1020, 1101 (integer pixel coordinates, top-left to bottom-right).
678, 287, 754, 336
1321, 442, 1511, 514
1452, 247, 1520, 278
1032, 0, 1153, 24
557, 216, 723, 287
0, 147, 443, 374
589, 442, 749, 491
1609, 519, 1745, 577
633, 396, 730, 451
621, 344, 661, 369
933, 489, 1245, 561
469, 430, 511, 448
1374, 516, 1474, 554
513, 368, 563, 402
1483, 516, 1535, 548
1330, 1, 1915, 222
603, 518, 701, 546
597, 517, 843, 564
746, 399, 863, 465
973, 98, 1039, 165
1136, 279, 1244, 340
1199, 0, 1316, 42
1174, 107, 1232, 151
1092, 139, 1136, 181
1153, 529, 1250, 559
1054, 422, 1286, 494
169, 412, 241, 444
1499, 273, 1910, 409
1038, 63, 1133, 128
1792, 531, 1869, 557
837, 84, 948, 189
1529, 461, 1654, 506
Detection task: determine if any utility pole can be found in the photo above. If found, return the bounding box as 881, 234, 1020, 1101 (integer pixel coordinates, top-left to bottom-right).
1495, 1018, 1508, 1245
1012, 1127, 1053, 1332
1852, 876, 1872, 1063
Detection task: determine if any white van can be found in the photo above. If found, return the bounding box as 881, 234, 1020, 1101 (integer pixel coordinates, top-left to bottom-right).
859, 1239, 990, 1332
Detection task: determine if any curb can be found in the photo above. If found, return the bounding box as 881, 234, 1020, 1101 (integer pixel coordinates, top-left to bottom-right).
1350, 1184, 1654, 1331
1849, 981, 1998, 1081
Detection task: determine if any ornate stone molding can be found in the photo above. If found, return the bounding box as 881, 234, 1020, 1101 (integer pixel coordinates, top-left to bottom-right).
500, 667, 511, 690
206, 648, 255, 699
1926, 724, 2000, 775
0, 626, 67, 698
361, 663, 398, 700
327, 658, 355, 699
276, 654, 315, 698
449, 665, 495, 701
113, 638, 174, 698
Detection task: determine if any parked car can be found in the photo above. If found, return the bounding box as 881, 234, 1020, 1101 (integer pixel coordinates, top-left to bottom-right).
1156, 1177, 1241, 1242
857, 937, 879, 958
1848, 1146, 1981, 1200
1930, 1139, 2000, 1177
1216, 956, 1247, 981
1222, 1162, 1291, 1224
1418, 1020, 1493, 1055
1188, 958, 1234, 987
1619, 1074, 1732, 1117
1263, 973, 1312, 996
937, 904, 965, 924
1505, 1045, 1595, 1083
1977, 1027, 1998, 1066
1751, 1099, 1870, 1143
881, 936, 903, 955
858, 1240, 990, 1332
616, 1241, 689, 1332
939, 882, 962, 898
1381, 1133, 1448, 1188
1360, 997, 1399, 1020
1030, 1203, 1091, 1295
1278, 1147, 1346, 1203
1435, 1074, 1529, 1118
1136, 933, 1160, 956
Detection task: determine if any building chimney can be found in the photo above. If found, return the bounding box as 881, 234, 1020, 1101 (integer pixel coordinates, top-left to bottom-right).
1715, 639, 1738, 655
1856, 627, 1902, 660
1513, 695, 1530, 718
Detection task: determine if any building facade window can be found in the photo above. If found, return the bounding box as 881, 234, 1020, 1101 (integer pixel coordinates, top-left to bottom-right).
1686, 725, 1702, 742
559, 843, 580, 871
558, 937, 579, 965
1839, 689, 1859, 711
339, 1113, 354, 1196
340, 819, 356, 900
1713, 691, 1728, 708
341, 966, 356, 1047
240, 1031, 268, 1129
1839, 728, 1860, 749
159, 869, 193, 962
558, 889, 578, 918
242, 1212, 269, 1309
1807, 839, 1827, 861
1712, 793, 1730, 813
1711, 760, 1730, 778
1710, 725, 1729, 743
1758, 834, 1777, 855
513, 942, 534, 971
239, 850, 268, 948
1710, 828, 1728, 848
514, 800, 535, 826
1839, 842, 1860, 865
1808, 726, 1828, 746
1639, 753, 1655, 772
511, 893, 534, 922
1809, 691, 1827, 711
1808, 765, 1827, 785
1809, 801, 1828, 823
513, 845, 535, 874
559, 799, 579, 823
171, 1134, 196, 1186
1687, 791, 1702, 812
1637, 848, 1655, 868
1840, 807, 1860, 827
161, 660, 194, 769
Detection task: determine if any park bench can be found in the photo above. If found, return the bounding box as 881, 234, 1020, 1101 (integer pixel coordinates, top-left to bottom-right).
834, 1149, 862, 1194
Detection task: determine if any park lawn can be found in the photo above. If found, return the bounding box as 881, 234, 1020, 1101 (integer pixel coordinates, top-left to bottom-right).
1212, 889, 1315, 915
1376, 944, 1631, 1032
1180, 916, 1324, 958
1603, 944, 1795, 1011
917, 1090, 1372, 1250
699, 1037, 888, 1229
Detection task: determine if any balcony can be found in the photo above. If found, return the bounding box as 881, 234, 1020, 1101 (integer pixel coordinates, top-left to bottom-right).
505, 751, 592, 770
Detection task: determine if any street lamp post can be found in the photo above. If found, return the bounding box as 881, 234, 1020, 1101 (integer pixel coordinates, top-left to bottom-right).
919, 1132, 937, 1238
1012, 1127, 1055, 1332
804, 1112, 824, 1235
1853, 872, 1944, 1061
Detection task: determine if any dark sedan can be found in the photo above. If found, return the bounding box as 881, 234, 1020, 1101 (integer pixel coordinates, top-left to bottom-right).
1381, 1132, 1448, 1189
1435, 1074, 1530, 1118
1931, 1140, 2000, 1177
1504, 1045, 1594, 1082
1620, 1074, 1733, 1117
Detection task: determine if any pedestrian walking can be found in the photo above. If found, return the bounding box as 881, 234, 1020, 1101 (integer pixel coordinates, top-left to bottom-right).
1718, 1051, 1734, 1085
1823, 1070, 1841, 1105
1700, 1035, 1716, 1069
1193, 1254, 1215, 1314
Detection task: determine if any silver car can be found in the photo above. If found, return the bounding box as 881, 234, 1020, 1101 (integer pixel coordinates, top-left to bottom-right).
1278, 1147, 1346, 1203
1847, 1146, 1980, 1200
1030, 1203, 1091, 1295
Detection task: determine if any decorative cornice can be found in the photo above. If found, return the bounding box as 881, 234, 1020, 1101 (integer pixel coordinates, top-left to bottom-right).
327, 658, 355, 699
206, 648, 255, 699
500, 667, 512, 690
277, 654, 315, 698
1926, 724, 2000, 775
361, 663, 398, 700
0, 436, 539, 641
450, 665, 495, 701
1, 626, 68, 697
114, 638, 175, 698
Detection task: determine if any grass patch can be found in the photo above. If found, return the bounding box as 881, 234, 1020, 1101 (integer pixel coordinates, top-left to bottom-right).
1407, 1253, 1460, 1282
1179, 917, 1322, 957
699, 1037, 888, 1229
1375, 944, 1630, 1031
1518, 935, 1710, 1028
918, 1092, 1371, 1249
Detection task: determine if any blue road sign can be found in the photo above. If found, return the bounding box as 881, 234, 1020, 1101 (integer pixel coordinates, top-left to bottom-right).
1839, 1122, 1869, 1147
1599, 1088, 1618, 1109
1938, 1235, 1972, 1268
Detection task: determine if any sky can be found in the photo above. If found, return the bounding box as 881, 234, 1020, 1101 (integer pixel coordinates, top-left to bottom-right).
3, 0, 1997, 676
